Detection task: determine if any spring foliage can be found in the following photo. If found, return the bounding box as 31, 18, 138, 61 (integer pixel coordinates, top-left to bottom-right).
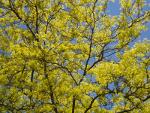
0, 0, 150, 113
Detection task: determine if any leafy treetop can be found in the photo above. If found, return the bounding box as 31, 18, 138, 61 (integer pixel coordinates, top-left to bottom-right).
0, 0, 150, 113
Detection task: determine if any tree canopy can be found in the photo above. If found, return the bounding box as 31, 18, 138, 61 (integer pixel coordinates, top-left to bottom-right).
0, 0, 150, 113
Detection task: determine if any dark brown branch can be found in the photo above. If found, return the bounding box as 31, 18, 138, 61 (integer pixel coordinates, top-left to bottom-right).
8, 0, 39, 41
44, 60, 58, 113
79, 0, 98, 84
30, 69, 34, 82
117, 107, 135, 113
45, 6, 61, 34
35, 5, 39, 34
72, 96, 76, 113
88, 44, 108, 70
84, 94, 100, 113
84, 91, 113, 113
49, 62, 78, 85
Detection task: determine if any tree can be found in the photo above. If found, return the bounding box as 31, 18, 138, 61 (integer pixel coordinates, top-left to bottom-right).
0, 0, 150, 112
